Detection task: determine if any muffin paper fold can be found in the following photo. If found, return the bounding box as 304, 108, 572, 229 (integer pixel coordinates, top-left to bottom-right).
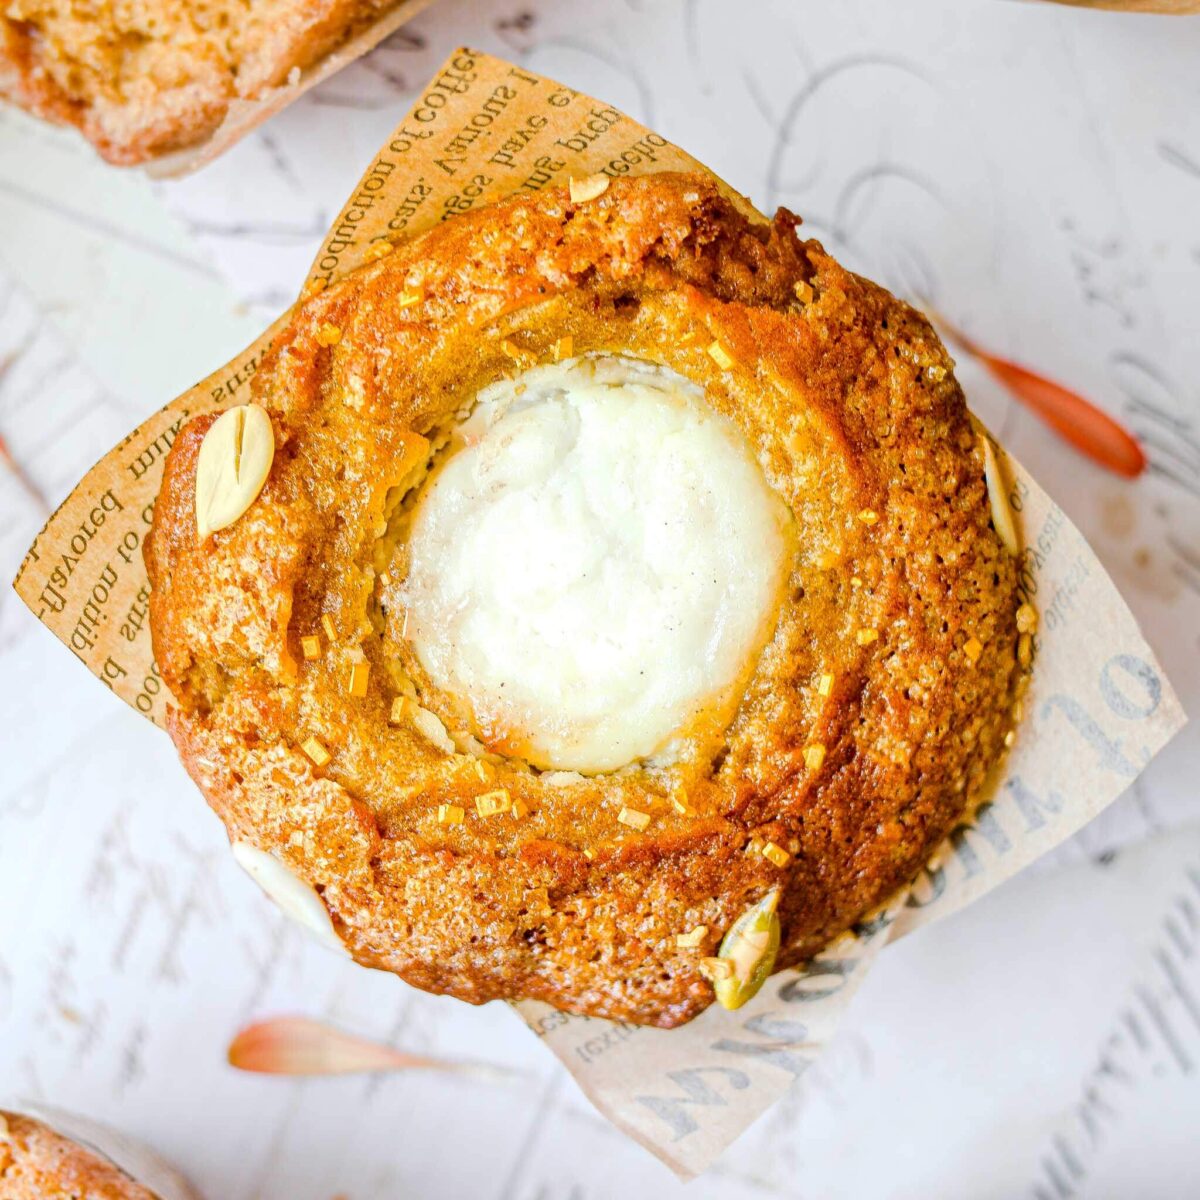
12, 49, 1187, 1178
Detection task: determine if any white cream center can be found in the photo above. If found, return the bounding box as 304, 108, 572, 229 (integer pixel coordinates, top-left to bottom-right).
402, 355, 789, 773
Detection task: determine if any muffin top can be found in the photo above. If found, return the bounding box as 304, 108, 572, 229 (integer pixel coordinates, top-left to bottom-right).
146, 171, 1021, 1026
0, 1112, 159, 1200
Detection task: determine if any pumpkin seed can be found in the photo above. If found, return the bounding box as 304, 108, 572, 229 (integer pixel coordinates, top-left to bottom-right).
195, 404, 274, 538
230, 841, 345, 955
980, 433, 1019, 556
411, 704, 455, 754
713, 889, 781, 1010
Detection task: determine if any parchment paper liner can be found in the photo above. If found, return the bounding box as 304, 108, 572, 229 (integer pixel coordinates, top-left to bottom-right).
2, 1102, 201, 1199
13, 49, 1186, 1178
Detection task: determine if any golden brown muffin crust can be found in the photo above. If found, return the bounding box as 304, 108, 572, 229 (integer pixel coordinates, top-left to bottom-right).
0, 0, 396, 164
0, 1113, 158, 1200
146, 172, 1021, 1027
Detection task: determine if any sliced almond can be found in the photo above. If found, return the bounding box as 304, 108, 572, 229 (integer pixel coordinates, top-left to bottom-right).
411, 705, 455, 754
568, 173, 610, 203
980, 433, 1019, 556
541, 771, 584, 788
195, 404, 274, 539
231, 841, 345, 955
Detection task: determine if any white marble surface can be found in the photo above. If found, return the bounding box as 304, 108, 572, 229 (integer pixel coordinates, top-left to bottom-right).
1, 0, 1198, 1196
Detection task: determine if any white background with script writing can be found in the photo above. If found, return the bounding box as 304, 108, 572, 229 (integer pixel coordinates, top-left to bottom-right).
1, 0, 1198, 1196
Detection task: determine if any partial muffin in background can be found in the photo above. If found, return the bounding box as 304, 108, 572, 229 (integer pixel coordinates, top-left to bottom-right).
0, 0, 409, 164
0, 1110, 185, 1200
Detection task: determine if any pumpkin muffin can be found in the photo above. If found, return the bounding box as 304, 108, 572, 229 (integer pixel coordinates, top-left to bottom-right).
145, 171, 1023, 1028
0, 0, 402, 164
0, 1111, 164, 1200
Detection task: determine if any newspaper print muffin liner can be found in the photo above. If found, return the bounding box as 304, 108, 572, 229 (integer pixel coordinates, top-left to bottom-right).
12, 50, 1186, 1178
1, 1102, 202, 1199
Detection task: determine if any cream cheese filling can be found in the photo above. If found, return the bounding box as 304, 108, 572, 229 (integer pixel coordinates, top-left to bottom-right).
401, 355, 790, 773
